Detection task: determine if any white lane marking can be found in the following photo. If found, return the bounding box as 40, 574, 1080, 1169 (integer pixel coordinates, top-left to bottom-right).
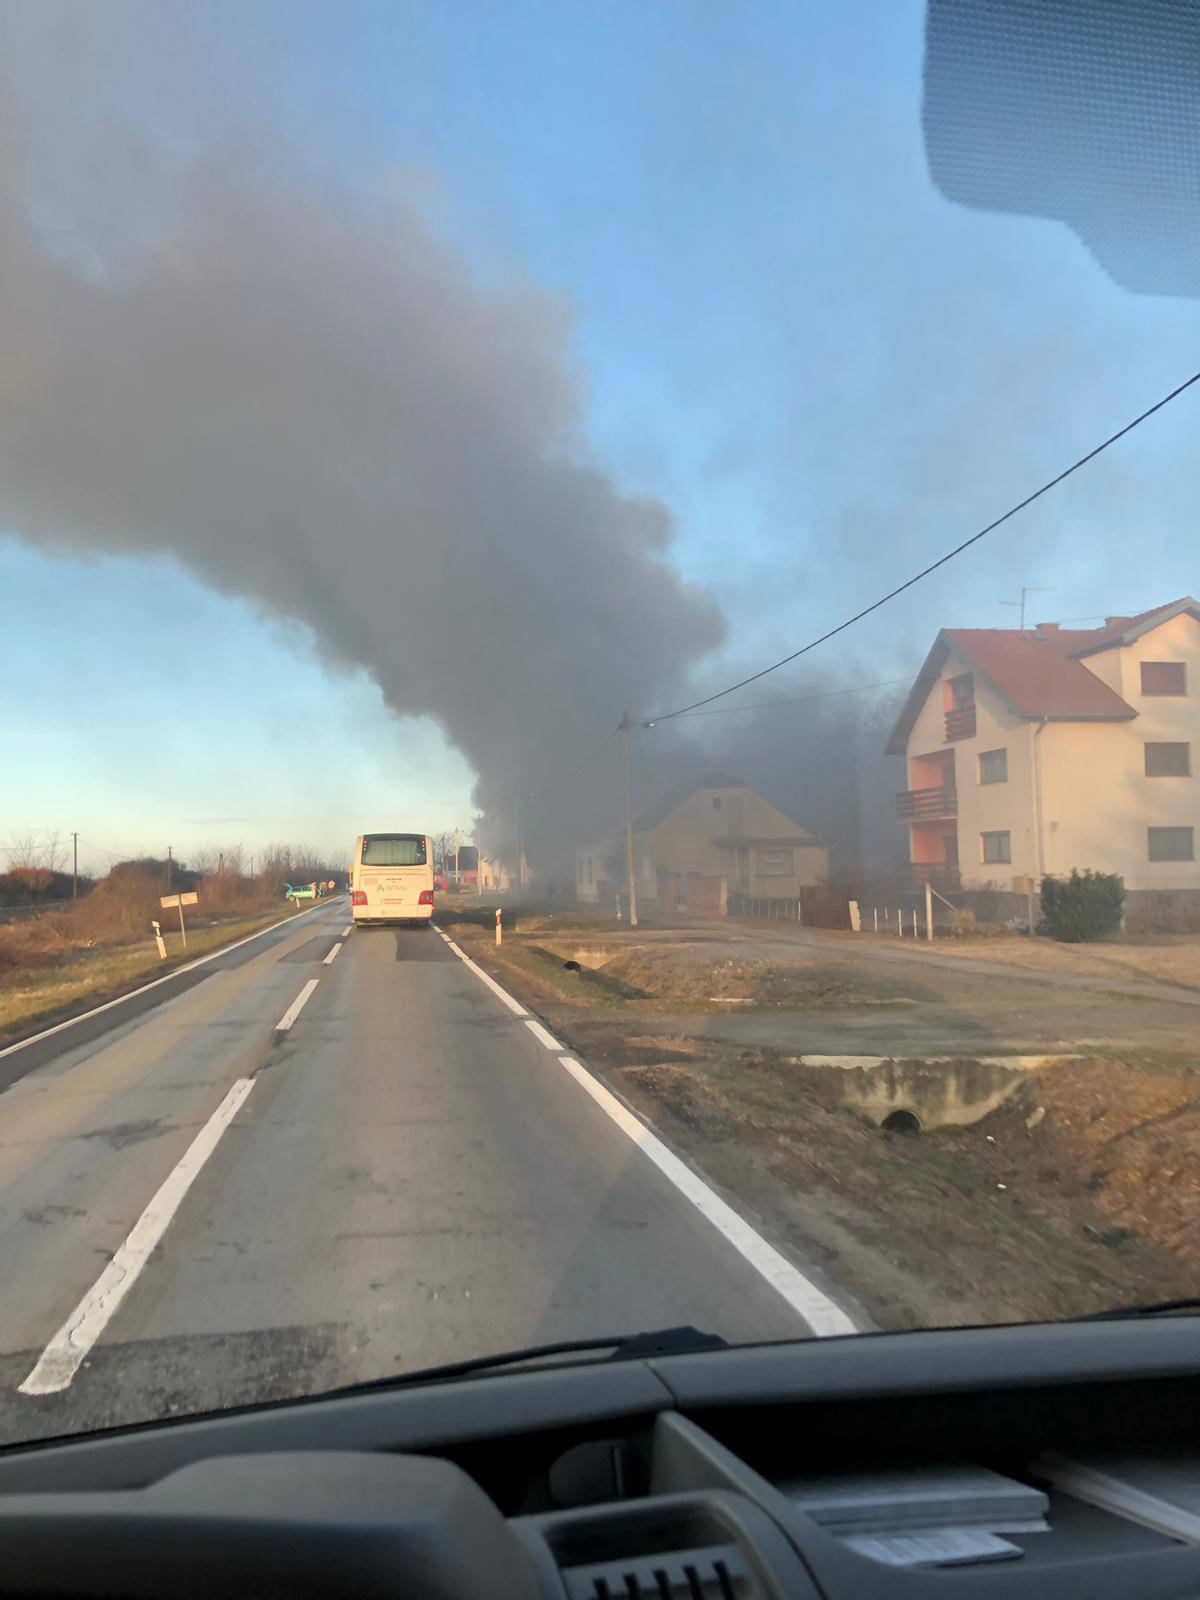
323, 941, 343, 966
442, 941, 856, 1335
275, 978, 320, 1031
342, 924, 353, 936
443, 941, 527, 1017
556, 1056, 856, 1337
19, 1077, 257, 1395
0, 898, 339, 1062
524, 1018, 561, 1050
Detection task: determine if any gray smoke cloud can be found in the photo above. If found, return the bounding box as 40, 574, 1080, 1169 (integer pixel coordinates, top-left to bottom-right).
0, 51, 723, 828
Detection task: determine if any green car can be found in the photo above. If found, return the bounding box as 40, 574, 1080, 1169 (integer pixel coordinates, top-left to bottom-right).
283, 883, 316, 903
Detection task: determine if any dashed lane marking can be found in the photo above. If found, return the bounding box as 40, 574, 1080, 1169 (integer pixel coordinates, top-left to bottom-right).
275, 978, 320, 1031
19, 1077, 257, 1395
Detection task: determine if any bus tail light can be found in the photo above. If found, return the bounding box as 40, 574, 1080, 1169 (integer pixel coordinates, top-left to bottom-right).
418, 890, 435, 907
351, 890, 367, 906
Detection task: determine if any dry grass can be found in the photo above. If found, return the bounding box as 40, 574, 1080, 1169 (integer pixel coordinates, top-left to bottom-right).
613, 1050, 1197, 1328
0, 908, 296, 1046
884, 931, 1200, 989
0, 867, 305, 1045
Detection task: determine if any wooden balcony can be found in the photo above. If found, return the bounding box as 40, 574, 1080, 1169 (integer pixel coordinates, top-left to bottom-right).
944, 704, 976, 741
896, 786, 957, 821
905, 862, 961, 890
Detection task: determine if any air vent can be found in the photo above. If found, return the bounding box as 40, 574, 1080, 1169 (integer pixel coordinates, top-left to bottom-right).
564, 1544, 756, 1600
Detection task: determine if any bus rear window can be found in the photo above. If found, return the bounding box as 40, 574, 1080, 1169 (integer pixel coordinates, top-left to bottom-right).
360, 835, 427, 866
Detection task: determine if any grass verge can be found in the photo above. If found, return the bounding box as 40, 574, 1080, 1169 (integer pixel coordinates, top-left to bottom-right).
0, 906, 308, 1049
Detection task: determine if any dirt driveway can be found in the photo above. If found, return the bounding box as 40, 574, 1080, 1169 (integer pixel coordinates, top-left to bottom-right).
442, 909, 1200, 1334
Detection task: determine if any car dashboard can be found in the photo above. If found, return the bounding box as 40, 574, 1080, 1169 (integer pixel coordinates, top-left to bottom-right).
0, 1316, 1199, 1598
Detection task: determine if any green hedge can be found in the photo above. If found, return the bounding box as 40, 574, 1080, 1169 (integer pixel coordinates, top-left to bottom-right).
1040, 869, 1124, 942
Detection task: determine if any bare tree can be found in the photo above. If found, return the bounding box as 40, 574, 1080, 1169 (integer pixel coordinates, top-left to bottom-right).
190, 844, 219, 878
6, 830, 39, 871
430, 831, 455, 872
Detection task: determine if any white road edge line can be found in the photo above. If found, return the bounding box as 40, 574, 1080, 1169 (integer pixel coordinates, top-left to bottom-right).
524, 1018, 561, 1050
342, 924, 353, 936
275, 978, 320, 1031
556, 1056, 857, 1338
442, 940, 527, 1017
0, 897, 341, 1061
19, 1077, 257, 1395
427, 934, 854, 1335
323, 942, 343, 966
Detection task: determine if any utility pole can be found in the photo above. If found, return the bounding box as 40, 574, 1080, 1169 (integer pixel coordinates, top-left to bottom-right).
72, 832, 78, 900
621, 712, 639, 929
1000, 586, 1053, 631
512, 796, 521, 895
166, 846, 173, 892
454, 827, 460, 883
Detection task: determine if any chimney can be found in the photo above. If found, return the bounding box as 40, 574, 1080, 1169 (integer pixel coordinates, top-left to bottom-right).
1034, 622, 1060, 639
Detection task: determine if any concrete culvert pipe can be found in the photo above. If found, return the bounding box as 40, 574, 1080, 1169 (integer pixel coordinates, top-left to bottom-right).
563, 960, 582, 972
881, 1108, 923, 1135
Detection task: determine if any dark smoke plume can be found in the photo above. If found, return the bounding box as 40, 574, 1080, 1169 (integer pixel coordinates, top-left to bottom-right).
0, 46, 723, 825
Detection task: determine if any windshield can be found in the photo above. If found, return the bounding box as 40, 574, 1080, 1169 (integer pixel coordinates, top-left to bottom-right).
360, 836, 428, 867
1, 0, 1197, 1443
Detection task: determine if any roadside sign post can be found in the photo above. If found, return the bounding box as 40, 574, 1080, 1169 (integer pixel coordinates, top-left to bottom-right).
495, 907, 502, 947
160, 890, 198, 950
151, 919, 167, 960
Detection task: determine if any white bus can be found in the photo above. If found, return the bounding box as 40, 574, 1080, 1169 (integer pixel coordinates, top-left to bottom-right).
349, 833, 435, 926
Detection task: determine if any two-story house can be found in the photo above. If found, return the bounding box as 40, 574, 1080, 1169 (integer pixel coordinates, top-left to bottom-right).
886, 597, 1200, 891
575, 772, 828, 913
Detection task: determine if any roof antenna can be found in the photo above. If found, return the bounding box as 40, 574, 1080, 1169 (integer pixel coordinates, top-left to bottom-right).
1000, 586, 1054, 631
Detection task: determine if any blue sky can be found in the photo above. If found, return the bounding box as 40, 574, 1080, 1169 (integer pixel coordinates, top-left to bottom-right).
2, 0, 1197, 868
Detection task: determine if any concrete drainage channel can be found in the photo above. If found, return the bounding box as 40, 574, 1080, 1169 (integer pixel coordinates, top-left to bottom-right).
783, 1053, 1077, 1132
531, 937, 1077, 1134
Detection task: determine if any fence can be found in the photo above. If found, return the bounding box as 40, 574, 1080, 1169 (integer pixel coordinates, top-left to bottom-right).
856, 891, 932, 938
728, 887, 853, 930
728, 894, 804, 922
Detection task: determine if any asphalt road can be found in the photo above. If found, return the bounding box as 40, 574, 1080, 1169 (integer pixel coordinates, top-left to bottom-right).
0, 899, 830, 1445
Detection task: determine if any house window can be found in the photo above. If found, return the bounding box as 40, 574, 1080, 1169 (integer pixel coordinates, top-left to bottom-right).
1141, 661, 1186, 696
1145, 742, 1191, 777
641, 854, 652, 882
576, 857, 583, 885
1148, 826, 1194, 862
981, 831, 1011, 864
757, 848, 793, 875
587, 856, 593, 884
712, 795, 722, 810
978, 748, 1008, 785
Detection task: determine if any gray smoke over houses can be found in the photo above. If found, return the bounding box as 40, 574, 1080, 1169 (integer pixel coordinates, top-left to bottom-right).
0, 91, 723, 833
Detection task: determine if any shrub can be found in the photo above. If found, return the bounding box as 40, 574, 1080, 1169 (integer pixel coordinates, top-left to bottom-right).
1040, 869, 1124, 943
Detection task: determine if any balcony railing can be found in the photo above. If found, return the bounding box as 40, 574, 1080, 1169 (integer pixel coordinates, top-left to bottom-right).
905, 862, 961, 889
945, 703, 976, 741
896, 786, 957, 821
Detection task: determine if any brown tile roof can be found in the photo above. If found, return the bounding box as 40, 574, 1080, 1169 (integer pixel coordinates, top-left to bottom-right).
941, 628, 1136, 719
886, 598, 1200, 753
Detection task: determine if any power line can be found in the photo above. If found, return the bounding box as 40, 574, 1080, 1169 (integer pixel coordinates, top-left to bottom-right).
75, 837, 123, 860
641, 367, 1200, 724
559, 724, 623, 786
475, 723, 623, 828
645, 674, 916, 723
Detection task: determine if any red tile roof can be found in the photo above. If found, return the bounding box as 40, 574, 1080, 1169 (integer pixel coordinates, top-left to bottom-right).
886, 598, 1199, 753
1069, 598, 1198, 656
941, 628, 1136, 719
